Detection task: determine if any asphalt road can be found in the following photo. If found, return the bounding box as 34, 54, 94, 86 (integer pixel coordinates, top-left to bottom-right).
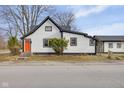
0, 62, 124, 88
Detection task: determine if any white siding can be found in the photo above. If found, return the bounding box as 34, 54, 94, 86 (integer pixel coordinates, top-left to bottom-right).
25, 19, 61, 53
104, 42, 124, 52
63, 32, 95, 53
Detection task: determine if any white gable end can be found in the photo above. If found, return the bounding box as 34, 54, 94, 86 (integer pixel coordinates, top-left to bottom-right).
26, 19, 61, 53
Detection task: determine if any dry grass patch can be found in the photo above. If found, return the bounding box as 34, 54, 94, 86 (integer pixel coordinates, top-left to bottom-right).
98, 53, 124, 60
0, 53, 124, 62
28, 55, 108, 62
0, 54, 17, 61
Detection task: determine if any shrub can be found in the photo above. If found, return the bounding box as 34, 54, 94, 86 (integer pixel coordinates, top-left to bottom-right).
8, 36, 21, 55
49, 38, 68, 55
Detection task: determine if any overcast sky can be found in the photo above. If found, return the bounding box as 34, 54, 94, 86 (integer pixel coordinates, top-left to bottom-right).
55, 5, 124, 36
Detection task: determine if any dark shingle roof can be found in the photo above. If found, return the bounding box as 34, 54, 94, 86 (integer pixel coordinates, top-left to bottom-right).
94, 36, 124, 41
62, 30, 88, 36
21, 16, 62, 39
21, 16, 94, 39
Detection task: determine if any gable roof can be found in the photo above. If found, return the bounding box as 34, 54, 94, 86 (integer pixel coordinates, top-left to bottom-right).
94, 35, 124, 41
21, 16, 93, 39
21, 16, 62, 39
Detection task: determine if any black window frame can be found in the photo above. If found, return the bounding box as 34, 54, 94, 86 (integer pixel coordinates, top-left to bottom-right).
70, 37, 77, 46
45, 26, 52, 31
108, 42, 113, 48
117, 42, 121, 48
89, 39, 95, 46
43, 39, 50, 47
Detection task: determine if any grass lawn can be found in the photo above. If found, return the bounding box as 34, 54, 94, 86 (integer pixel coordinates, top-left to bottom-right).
28, 55, 107, 62
0, 53, 124, 62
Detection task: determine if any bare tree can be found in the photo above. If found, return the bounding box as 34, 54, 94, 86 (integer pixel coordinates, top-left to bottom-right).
0, 5, 54, 37
0, 32, 6, 49
52, 11, 77, 31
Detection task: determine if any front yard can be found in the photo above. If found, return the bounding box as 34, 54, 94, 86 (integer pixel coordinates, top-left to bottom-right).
0, 53, 124, 62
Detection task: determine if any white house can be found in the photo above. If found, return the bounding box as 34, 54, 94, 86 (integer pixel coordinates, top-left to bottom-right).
21, 16, 96, 55
94, 36, 124, 53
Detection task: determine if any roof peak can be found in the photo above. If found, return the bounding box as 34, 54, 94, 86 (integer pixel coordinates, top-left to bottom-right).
44, 16, 51, 19
21, 16, 92, 39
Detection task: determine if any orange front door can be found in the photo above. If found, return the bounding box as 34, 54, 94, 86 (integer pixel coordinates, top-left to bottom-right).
24, 39, 31, 52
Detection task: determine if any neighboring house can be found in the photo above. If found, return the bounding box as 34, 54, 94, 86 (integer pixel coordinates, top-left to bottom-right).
94, 36, 124, 53
21, 16, 96, 54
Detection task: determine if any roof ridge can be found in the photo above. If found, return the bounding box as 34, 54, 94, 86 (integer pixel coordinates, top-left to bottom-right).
21, 16, 93, 39
21, 16, 62, 39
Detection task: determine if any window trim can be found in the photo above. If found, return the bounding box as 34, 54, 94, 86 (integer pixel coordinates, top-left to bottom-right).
89, 39, 95, 46
45, 26, 52, 31
108, 42, 113, 48
70, 37, 77, 46
117, 42, 121, 48
43, 39, 50, 47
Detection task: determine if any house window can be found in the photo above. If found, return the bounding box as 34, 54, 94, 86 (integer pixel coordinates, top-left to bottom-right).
70, 37, 77, 46
43, 39, 49, 47
89, 39, 95, 46
108, 43, 113, 48
45, 26, 52, 31
117, 42, 121, 48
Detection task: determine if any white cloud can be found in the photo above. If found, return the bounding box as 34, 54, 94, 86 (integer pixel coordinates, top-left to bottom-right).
75, 5, 110, 18
83, 22, 124, 36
